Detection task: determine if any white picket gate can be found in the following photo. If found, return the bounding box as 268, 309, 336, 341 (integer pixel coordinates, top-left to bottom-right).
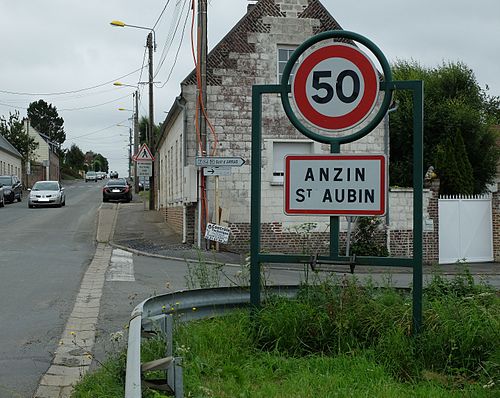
438, 194, 493, 264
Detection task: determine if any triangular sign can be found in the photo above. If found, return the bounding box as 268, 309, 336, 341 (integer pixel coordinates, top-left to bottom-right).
134, 143, 154, 161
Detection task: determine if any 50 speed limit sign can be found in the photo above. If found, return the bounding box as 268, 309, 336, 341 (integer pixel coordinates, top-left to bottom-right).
292, 44, 379, 131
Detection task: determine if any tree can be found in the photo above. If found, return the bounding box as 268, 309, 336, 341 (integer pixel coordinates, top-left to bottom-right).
65, 144, 85, 171
0, 111, 38, 163
27, 99, 66, 146
93, 153, 109, 173
389, 60, 500, 195
139, 115, 161, 146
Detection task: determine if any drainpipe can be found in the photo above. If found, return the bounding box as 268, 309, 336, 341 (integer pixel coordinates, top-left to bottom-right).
176, 96, 188, 244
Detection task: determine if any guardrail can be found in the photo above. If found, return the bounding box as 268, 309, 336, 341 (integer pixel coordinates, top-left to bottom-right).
125, 285, 300, 397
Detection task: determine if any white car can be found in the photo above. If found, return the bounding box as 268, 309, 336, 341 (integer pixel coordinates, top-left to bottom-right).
28, 180, 66, 208
85, 171, 98, 182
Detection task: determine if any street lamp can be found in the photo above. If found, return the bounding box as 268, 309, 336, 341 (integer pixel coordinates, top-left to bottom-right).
111, 19, 156, 209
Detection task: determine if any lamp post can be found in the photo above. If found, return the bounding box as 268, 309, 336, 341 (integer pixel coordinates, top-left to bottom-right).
111, 20, 156, 210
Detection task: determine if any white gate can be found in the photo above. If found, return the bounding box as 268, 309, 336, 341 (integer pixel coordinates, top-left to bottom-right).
439, 194, 493, 264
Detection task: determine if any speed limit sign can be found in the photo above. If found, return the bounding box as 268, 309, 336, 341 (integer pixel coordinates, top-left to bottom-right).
292, 44, 379, 131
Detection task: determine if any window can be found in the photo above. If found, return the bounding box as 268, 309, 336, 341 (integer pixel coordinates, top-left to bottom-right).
277, 46, 298, 83
272, 141, 314, 184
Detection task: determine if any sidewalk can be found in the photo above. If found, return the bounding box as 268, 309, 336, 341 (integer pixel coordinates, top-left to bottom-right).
111, 200, 500, 276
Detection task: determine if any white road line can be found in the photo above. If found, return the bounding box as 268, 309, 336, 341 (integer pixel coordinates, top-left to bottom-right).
106, 249, 135, 282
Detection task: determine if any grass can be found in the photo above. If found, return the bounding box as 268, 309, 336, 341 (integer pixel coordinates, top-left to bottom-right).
72, 271, 499, 397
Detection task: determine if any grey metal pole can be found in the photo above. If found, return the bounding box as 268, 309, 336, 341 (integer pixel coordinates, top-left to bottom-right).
147, 32, 155, 210
134, 91, 139, 193
129, 127, 132, 178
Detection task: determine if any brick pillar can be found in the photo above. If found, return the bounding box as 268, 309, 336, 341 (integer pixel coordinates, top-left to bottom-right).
423, 179, 440, 264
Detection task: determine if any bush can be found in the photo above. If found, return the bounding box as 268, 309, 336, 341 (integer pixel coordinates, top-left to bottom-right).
254, 272, 499, 385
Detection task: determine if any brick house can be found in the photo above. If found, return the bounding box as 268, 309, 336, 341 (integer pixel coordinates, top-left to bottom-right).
155, 0, 439, 263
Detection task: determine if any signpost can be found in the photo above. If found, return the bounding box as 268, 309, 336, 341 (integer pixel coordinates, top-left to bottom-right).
284, 154, 386, 216
250, 30, 424, 336
195, 156, 245, 167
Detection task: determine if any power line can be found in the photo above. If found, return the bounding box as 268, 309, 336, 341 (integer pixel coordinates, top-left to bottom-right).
152, 0, 173, 30
58, 94, 132, 112
69, 119, 130, 140
157, 3, 191, 88
0, 67, 145, 96
154, 1, 189, 77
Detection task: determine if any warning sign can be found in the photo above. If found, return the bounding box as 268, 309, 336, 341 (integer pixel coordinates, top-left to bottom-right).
134, 143, 154, 161
284, 154, 386, 216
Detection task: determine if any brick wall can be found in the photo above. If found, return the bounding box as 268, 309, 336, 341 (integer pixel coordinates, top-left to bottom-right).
164, 205, 183, 236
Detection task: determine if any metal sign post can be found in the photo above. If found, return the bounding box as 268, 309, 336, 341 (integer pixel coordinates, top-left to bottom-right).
250, 30, 424, 335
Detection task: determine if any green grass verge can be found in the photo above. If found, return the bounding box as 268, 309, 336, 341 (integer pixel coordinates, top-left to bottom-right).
73, 271, 499, 397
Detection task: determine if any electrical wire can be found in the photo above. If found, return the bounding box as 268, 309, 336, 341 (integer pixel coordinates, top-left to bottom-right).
152, 0, 173, 30
156, 1, 191, 88
0, 67, 145, 96
58, 93, 132, 112
154, 0, 187, 79
69, 119, 129, 140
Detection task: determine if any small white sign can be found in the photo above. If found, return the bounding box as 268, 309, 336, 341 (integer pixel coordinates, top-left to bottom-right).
204, 223, 231, 244
137, 162, 152, 177
203, 167, 231, 176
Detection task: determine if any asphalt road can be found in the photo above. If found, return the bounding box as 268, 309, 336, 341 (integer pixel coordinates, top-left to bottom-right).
0, 179, 103, 398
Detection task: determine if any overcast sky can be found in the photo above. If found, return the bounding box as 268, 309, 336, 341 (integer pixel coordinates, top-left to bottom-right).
0, 0, 498, 177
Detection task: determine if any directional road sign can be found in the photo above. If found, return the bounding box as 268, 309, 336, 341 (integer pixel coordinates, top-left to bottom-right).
134, 143, 155, 162
284, 154, 386, 216
203, 167, 231, 176
195, 156, 245, 167
292, 43, 379, 131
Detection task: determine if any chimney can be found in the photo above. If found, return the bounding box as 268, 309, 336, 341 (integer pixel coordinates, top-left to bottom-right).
247, 1, 257, 13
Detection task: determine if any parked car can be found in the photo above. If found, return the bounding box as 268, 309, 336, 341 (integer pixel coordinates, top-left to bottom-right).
0, 184, 4, 207
102, 178, 132, 202
97, 171, 107, 180
28, 180, 66, 208
0, 175, 22, 203
109, 171, 119, 179
85, 171, 98, 182
138, 178, 150, 191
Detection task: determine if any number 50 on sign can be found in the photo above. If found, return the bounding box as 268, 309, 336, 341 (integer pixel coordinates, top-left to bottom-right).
292, 44, 379, 132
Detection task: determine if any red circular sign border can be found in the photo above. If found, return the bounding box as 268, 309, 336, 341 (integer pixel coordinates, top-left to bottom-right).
292, 44, 378, 131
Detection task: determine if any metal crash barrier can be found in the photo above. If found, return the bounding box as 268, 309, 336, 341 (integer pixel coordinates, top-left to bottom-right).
125, 285, 299, 397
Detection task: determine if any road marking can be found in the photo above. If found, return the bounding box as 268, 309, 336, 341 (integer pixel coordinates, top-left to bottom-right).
106, 249, 135, 282
35, 243, 112, 398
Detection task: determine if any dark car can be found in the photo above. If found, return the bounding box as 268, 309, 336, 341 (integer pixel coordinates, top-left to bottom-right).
109, 171, 119, 179
0, 175, 22, 203
103, 178, 132, 202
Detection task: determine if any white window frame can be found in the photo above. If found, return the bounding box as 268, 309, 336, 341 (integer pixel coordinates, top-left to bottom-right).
268, 139, 317, 185
277, 45, 298, 84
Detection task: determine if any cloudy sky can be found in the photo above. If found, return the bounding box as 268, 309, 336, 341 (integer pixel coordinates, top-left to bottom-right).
0, 0, 498, 177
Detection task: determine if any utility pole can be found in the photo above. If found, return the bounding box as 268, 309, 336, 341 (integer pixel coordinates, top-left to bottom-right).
134, 91, 139, 193
197, 0, 208, 248
147, 31, 155, 211
128, 126, 132, 178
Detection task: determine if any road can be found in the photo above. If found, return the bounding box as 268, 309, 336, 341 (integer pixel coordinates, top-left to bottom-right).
0, 180, 103, 398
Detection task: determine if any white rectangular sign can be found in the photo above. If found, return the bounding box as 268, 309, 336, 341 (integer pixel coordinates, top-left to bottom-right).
195, 156, 245, 167
203, 167, 231, 176
204, 223, 231, 244
136, 162, 152, 177
284, 154, 386, 216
